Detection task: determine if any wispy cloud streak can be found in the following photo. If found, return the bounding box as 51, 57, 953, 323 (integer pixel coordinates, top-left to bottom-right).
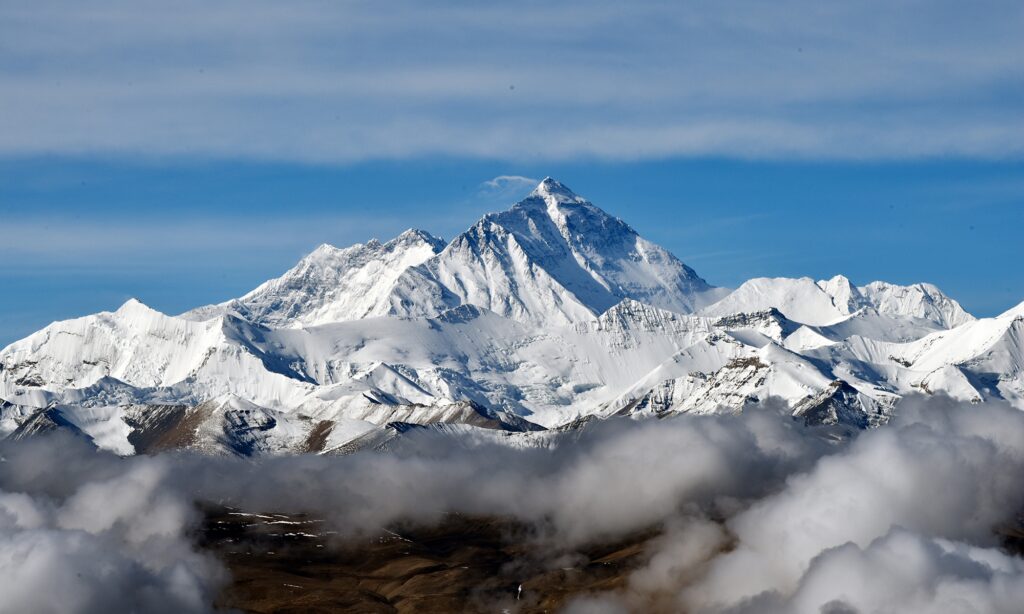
2, 1, 1022, 161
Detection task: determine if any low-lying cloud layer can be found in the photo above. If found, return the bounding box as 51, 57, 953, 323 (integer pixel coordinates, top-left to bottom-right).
2, 396, 1024, 612
0, 454, 223, 613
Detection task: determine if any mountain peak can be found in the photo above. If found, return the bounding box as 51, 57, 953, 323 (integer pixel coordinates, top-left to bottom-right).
407, 176, 715, 324
530, 177, 585, 205
181, 227, 447, 327
308, 242, 342, 257
115, 298, 159, 317
393, 228, 446, 250
302, 230, 444, 265
817, 274, 864, 314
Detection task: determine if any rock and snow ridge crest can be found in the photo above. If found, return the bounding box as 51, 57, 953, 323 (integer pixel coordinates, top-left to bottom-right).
185, 177, 720, 329
1, 177, 1020, 456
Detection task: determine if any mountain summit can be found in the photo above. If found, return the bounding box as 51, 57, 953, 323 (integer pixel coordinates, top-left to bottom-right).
189, 178, 720, 327
532, 176, 585, 204
385, 178, 721, 325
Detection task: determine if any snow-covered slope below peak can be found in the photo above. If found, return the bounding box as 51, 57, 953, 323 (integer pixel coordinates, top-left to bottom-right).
184, 228, 446, 327
703, 275, 973, 331
580, 299, 711, 334
913, 365, 982, 403
268, 306, 714, 427
815, 274, 973, 329
667, 343, 838, 416
892, 309, 1023, 374
0, 300, 321, 411
0, 299, 224, 390
712, 308, 801, 344
605, 337, 877, 424
701, 277, 848, 326
807, 307, 1023, 407
857, 280, 974, 329
783, 326, 838, 352
807, 308, 950, 344
386, 178, 718, 326
999, 300, 1024, 319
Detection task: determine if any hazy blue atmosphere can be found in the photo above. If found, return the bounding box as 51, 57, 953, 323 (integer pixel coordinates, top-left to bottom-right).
2, 0, 1022, 345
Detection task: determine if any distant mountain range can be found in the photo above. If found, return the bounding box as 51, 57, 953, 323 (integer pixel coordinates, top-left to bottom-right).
2, 178, 1021, 455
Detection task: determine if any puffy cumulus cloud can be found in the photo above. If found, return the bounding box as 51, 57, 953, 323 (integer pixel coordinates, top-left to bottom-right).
748, 529, 1024, 614
680, 396, 1024, 611
5, 395, 1024, 612
0, 436, 224, 614
554, 395, 1024, 613
0, 529, 214, 614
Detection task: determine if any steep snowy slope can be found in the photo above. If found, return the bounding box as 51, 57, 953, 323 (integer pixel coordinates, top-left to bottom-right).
891, 301, 1022, 374
791, 300, 1023, 410
805, 309, 948, 344
886, 302, 1023, 409
2, 299, 226, 390
0, 299, 316, 406
0, 298, 716, 432
701, 277, 849, 326
185, 229, 446, 326
859, 280, 975, 328
818, 275, 974, 329
703, 275, 972, 333
252, 303, 716, 425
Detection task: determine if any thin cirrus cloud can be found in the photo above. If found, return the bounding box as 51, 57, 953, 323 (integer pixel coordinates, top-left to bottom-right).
1, 0, 1022, 163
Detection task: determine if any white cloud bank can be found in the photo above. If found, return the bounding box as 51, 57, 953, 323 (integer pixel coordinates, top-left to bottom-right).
4, 396, 1024, 612
1, 1, 1022, 162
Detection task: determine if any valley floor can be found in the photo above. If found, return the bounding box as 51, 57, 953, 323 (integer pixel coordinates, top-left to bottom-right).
203, 507, 1024, 614
202, 509, 654, 613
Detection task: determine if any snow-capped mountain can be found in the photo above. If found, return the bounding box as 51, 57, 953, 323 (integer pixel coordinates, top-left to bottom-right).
1, 178, 1020, 455
387, 178, 725, 325
184, 228, 447, 326
186, 178, 725, 328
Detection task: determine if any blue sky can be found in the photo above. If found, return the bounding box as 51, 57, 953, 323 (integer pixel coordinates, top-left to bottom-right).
1, 1, 1022, 345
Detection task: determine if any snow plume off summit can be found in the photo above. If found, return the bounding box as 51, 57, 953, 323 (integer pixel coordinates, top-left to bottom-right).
1, 179, 1024, 611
